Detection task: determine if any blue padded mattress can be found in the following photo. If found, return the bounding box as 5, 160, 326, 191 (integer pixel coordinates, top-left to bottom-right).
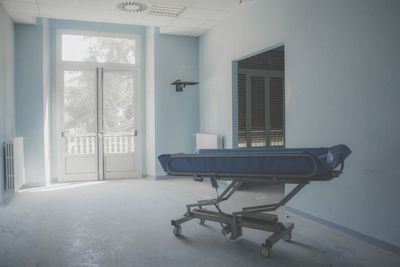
158, 144, 351, 180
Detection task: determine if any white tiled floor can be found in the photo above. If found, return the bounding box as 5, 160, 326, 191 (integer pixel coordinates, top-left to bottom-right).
0, 178, 399, 267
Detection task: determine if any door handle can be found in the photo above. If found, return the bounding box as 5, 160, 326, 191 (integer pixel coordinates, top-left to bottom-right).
98, 131, 137, 137
62, 132, 98, 137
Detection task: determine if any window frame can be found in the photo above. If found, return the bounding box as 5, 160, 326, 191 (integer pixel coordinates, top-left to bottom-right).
237, 68, 285, 148
56, 29, 141, 69
54, 29, 142, 181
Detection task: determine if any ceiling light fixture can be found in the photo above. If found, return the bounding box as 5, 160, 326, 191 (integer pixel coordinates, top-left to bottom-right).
148, 4, 185, 17
117, 1, 148, 13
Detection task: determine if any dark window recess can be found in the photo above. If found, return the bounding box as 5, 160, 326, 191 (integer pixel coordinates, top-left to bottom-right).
237, 46, 285, 148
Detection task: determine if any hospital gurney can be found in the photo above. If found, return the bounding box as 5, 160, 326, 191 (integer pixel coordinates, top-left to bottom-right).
158, 144, 351, 257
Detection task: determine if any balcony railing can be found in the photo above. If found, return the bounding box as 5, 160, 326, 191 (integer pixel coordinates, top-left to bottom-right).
64, 133, 134, 155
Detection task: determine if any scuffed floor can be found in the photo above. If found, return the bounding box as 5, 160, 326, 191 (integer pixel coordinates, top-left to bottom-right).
0, 178, 399, 267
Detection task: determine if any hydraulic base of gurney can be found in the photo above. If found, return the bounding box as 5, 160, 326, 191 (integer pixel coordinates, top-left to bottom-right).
171, 180, 308, 257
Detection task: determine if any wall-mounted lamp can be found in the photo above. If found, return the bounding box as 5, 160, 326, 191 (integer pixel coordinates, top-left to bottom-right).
171, 80, 199, 92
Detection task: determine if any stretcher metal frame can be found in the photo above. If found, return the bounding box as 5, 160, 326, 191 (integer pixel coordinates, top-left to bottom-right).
168, 152, 345, 257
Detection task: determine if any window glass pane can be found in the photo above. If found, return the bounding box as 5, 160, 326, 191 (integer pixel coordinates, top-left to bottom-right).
63, 70, 97, 134
103, 71, 135, 154
61, 34, 136, 64
103, 71, 135, 133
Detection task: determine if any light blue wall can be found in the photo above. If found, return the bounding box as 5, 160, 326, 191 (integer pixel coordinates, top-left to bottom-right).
154, 30, 199, 175
15, 20, 45, 185
0, 5, 15, 201
15, 18, 198, 180
199, 0, 400, 246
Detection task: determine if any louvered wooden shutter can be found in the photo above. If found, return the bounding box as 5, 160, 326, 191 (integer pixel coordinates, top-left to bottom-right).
250, 76, 266, 147
237, 73, 247, 147
269, 77, 284, 146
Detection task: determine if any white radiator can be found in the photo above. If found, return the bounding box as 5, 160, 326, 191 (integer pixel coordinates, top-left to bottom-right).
195, 133, 224, 150
4, 137, 25, 192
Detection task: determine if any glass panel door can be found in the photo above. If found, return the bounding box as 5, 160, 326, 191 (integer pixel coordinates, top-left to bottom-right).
58, 30, 141, 182
60, 67, 139, 181
102, 70, 139, 179
62, 69, 99, 181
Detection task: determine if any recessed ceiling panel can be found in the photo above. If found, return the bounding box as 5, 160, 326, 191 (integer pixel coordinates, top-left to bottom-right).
0, 0, 257, 36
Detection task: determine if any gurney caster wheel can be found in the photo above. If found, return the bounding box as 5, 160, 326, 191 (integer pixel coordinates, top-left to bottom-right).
199, 219, 206, 225
173, 226, 182, 236
283, 232, 292, 242
260, 246, 271, 257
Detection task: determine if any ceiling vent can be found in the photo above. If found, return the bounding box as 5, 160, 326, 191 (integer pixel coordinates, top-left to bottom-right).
117, 1, 148, 13
148, 4, 185, 17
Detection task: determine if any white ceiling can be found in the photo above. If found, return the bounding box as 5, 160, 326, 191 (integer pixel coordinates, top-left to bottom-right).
0, 0, 256, 36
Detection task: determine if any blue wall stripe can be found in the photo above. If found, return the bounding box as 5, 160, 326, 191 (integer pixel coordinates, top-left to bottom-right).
286, 206, 400, 256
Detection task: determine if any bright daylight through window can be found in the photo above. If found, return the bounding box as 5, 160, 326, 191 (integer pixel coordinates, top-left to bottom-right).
61, 33, 136, 64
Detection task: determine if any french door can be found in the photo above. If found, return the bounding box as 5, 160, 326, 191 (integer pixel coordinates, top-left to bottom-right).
59, 66, 140, 181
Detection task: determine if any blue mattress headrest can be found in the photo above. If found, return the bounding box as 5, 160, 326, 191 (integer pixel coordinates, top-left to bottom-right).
325, 144, 352, 169
158, 154, 170, 172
